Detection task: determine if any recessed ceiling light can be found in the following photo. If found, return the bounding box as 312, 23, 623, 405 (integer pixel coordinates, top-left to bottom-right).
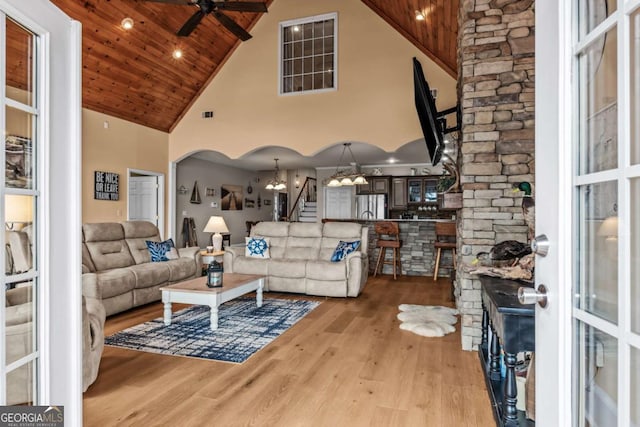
172, 49, 183, 59
121, 17, 134, 30
415, 10, 426, 21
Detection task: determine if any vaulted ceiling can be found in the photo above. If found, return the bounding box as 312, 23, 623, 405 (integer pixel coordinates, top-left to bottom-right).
48, 0, 458, 133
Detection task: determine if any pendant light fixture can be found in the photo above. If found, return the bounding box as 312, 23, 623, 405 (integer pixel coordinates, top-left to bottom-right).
326, 143, 368, 187
265, 158, 287, 191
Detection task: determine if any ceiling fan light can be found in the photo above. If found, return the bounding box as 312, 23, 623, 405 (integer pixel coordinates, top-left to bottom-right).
327, 178, 341, 187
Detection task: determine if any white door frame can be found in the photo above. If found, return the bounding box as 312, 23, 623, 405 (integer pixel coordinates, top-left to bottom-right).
127, 168, 165, 238
169, 160, 177, 242
534, 0, 573, 425
0, 0, 82, 423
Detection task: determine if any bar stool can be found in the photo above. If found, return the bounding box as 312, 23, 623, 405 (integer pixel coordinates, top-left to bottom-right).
433, 221, 457, 280
373, 222, 403, 279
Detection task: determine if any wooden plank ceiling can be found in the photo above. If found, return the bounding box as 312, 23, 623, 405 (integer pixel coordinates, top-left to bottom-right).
44, 0, 457, 132
50, 0, 272, 132
361, 0, 458, 78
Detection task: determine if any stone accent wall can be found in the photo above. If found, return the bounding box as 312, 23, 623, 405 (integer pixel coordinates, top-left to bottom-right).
456, 0, 535, 350
359, 221, 455, 277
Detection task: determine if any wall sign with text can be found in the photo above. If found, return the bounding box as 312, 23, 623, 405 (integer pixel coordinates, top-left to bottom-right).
94, 171, 119, 201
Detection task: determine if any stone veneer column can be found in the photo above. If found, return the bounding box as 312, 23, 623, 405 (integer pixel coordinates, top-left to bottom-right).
456, 0, 535, 350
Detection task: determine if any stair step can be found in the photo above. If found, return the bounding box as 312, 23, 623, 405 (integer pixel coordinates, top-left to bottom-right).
300, 212, 316, 217
298, 217, 317, 222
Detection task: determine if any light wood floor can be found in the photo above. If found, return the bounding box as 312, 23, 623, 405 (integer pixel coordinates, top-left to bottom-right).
84, 276, 494, 426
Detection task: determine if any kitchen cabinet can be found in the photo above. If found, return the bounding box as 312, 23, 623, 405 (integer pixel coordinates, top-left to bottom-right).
356, 177, 389, 194
391, 178, 407, 209
407, 177, 439, 205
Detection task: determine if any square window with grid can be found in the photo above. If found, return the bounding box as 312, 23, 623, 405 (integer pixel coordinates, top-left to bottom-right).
280, 13, 337, 95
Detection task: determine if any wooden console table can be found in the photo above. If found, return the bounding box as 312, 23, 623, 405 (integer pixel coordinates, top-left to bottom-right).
478, 276, 535, 427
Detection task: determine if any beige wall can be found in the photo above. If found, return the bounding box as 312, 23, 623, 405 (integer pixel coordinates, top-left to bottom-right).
175, 157, 274, 246
82, 109, 169, 231
169, 0, 456, 161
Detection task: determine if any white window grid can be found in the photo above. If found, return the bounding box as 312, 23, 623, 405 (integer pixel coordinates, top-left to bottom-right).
279, 12, 338, 95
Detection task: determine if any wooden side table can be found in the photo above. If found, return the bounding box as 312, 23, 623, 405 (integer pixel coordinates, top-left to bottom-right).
201, 250, 225, 266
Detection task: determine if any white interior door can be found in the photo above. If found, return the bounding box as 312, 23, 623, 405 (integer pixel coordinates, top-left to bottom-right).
535, 1, 640, 426
324, 187, 353, 219
128, 168, 164, 235
129, 176, 159, 225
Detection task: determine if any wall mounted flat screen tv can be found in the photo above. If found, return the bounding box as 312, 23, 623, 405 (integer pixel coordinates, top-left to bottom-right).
412, 57, 460, 166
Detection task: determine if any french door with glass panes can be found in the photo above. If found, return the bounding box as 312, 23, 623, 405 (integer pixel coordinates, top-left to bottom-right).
1, 13, 41, 405
534, 0, 639, 425
573, 0, 640, 426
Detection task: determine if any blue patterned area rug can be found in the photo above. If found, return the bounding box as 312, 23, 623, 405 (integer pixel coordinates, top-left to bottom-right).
105, 297, 320, 363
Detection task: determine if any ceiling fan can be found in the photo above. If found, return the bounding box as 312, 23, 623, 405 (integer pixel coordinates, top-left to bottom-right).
146, 0, 268, 40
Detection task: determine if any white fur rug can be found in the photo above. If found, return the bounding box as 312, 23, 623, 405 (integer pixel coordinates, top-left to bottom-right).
397, 304, 459, 337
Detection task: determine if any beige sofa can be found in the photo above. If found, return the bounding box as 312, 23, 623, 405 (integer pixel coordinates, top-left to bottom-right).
224, 221, 368, 297
81, 221, 202, 317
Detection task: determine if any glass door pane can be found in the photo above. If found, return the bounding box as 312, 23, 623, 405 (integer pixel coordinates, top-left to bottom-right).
576, 181, 618, 323
575, 323, 619, 426
632, 8, 640, 164
5, 19, 33, 107
632, 178, 640, 332
5, 285, 34, 405
633, 348, 639, 425
578, 27, 618, 175
5, 107, 33, 190
408, 179, 422, 203
579, 0, 617, 36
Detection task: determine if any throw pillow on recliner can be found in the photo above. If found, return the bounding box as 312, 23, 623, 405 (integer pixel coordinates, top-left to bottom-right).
145, 238, 176, 262
330, 240, 361, 262
245, 237, 270, 258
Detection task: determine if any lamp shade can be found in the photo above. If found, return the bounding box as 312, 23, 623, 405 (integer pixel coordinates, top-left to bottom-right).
203, 216, 229, 233
5, 195, 33, 223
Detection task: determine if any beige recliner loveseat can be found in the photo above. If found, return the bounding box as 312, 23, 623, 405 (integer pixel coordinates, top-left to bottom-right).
224, 221, 368, 297
81, 221, 202, 316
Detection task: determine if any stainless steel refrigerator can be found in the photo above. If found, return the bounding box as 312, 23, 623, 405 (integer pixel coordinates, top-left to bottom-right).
355, 194, 388, 220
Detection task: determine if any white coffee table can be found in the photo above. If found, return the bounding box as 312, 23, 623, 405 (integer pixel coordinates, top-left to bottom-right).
159, 273, 265, 330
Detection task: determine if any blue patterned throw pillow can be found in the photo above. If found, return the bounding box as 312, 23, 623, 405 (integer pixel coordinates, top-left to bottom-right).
330, 240, 361, 262
245, 237, 270, 258
145, 238, 175, 262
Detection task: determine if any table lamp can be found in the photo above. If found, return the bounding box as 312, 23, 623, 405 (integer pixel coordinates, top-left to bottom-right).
203, 216, 229, 251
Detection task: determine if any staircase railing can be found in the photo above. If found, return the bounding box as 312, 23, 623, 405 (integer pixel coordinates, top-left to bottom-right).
288, 177, 317, 221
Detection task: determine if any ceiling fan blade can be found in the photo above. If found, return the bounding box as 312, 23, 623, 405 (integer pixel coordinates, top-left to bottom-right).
144, 0, 195, 5
213, 1, 268, 13
213, 10, 252, 41
177, 10, 206, 37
